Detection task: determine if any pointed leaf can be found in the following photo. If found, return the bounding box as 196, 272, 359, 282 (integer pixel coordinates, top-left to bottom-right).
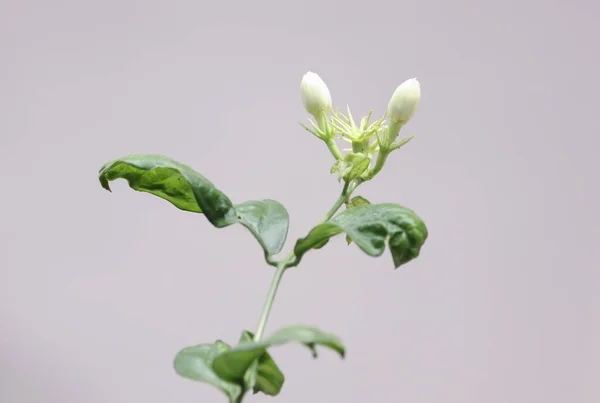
235, 200, 289, 256
294, 203, 428, 269
330, 160, 342, 174
239, 331, 285, 396
212, 326, 344, 385
99, 154, 290, 258
345, 195, 371, 209
99, 154, 236, 227
173, 341, 242, 401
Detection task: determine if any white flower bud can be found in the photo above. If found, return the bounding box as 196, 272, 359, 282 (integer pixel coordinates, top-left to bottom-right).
300, 71, 332, 117
387, 78, 421, 125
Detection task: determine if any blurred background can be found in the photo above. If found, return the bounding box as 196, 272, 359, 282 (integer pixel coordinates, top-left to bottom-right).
1, 0, 598, 402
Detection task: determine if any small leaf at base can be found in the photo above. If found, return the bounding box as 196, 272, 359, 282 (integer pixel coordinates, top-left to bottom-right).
173, 341, 242, 401
212, 326, 344, 386
345, 195, 371, 209
239, 331, 285, 396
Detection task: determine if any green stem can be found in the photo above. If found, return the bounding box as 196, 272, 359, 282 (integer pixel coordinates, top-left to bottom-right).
364, 150, 390, 180
316, 112, 343, 161
253, 180, 359, 342
325, 138, 343, 160
319, 181, 350, 224
253, 263, 286, 341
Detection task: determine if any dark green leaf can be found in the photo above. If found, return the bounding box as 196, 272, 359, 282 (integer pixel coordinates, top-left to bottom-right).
239, 331, 285, 396
235, 200, 289, 256
212, 326, 344, 385
294, 203, 428, 269
173, 341, 242, 401
344, 196, 371, 244
99, 154, 290, 257
99, 154, 236, 227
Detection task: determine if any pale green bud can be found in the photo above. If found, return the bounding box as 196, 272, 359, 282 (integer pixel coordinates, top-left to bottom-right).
300, 72, 332, 118
387, 78, 421, 125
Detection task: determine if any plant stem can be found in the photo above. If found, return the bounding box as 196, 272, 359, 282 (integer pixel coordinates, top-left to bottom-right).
318, 181, 350, 224
316, 112, 343, 161
364, 150, 389, 180
253, 263, 286, 341
253, 180, 359, 342
325, 138, 343, 160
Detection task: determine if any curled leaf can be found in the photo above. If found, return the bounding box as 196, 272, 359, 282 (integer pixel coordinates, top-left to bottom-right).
99, 154, 236, 227
99, 154, 289, 258
294, 203, 428, 268
344, 196, 372, 245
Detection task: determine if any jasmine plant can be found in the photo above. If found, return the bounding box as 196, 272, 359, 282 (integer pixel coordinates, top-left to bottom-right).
97, 71, 428, 402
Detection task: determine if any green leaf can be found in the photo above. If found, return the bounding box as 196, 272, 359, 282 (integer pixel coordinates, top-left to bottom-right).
345, 195, 371, 209
235, 200, 289, 256
173, 341, 242, 401
99, 154, 289, 257
239, 331, 285, 396
212, 326, 344, 385
344, 196, 371, 244
99, 154, 236, 227
294, 203, 428, 269
330, 153, 370, 182
343, 153, 371, 181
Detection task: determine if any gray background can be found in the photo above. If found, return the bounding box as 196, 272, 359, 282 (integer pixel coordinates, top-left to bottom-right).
1, 0, 598, 402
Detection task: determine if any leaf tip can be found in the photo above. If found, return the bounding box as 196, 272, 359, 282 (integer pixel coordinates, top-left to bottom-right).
334, 344, 346, 359
306, 343, 318, 358
99, 175, 112, 192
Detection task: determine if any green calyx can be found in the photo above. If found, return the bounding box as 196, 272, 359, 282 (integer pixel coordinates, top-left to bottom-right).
300, 103, 416, 182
